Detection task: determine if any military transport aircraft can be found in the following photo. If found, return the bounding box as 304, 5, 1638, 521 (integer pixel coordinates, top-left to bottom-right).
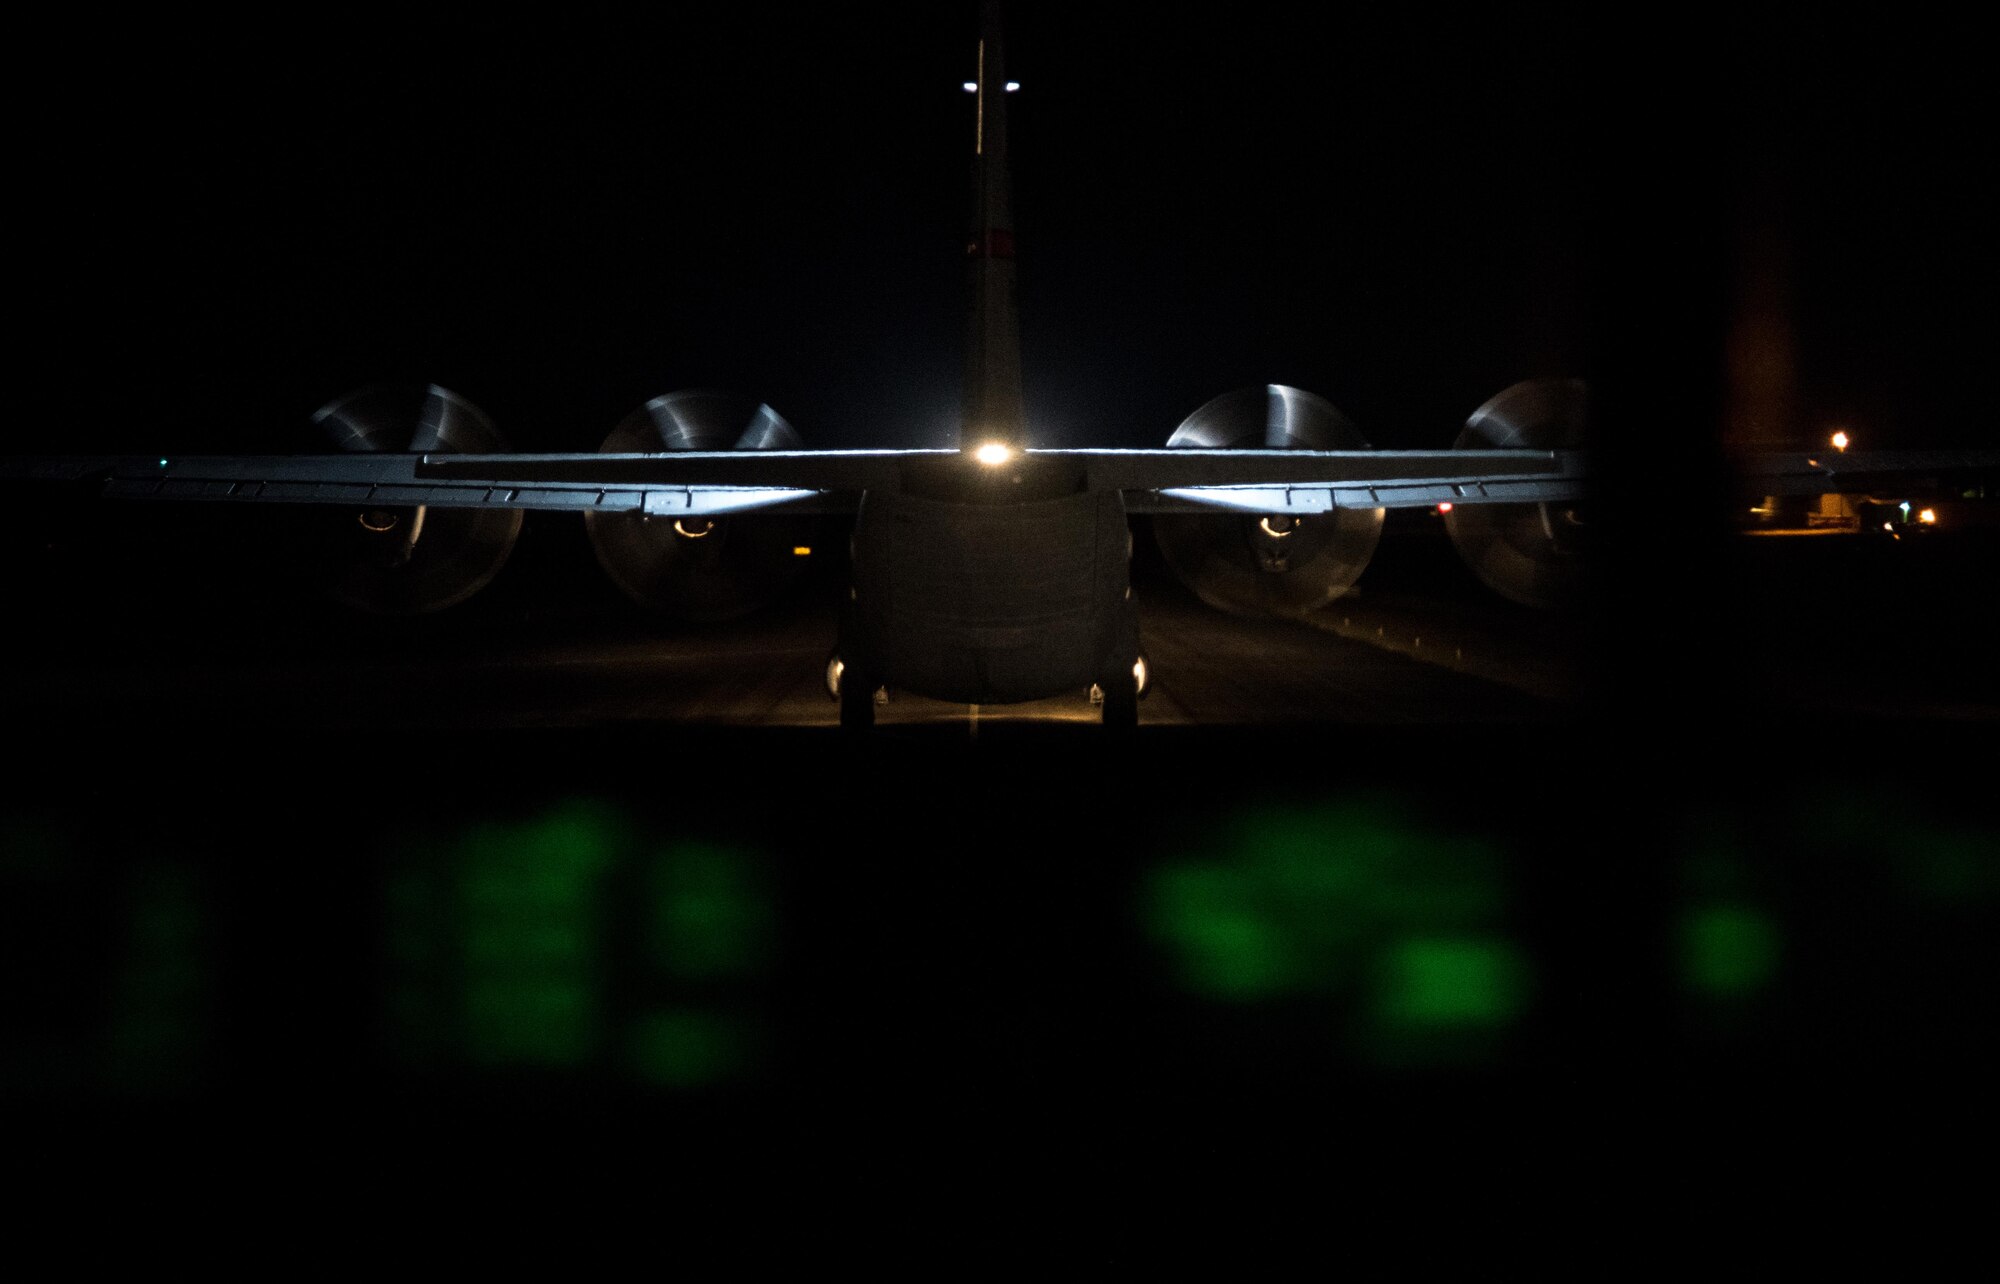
4, 5, 1989, 729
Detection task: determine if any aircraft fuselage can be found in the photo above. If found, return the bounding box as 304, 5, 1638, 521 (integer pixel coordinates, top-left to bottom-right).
840, 453, 1139, 707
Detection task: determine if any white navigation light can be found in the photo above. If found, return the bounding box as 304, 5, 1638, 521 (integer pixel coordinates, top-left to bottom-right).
1005, 81, 1020, 92
963, 81, 978, 92
1133, 656, 1148, 696
974, 442, 1013, 466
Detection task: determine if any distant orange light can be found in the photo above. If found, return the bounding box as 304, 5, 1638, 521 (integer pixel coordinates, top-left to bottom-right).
1918, 509, 1937, 525
1832, 431, 1850, 452
793, 546, 813, 556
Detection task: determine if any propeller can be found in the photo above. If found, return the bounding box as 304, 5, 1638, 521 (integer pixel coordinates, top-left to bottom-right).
1154, 385, 1386, 618
308, 384, 522, 614
584, 391, 815, 622
1444, 378, 1591, 609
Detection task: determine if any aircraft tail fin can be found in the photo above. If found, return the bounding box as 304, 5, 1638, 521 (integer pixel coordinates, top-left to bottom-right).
962, 0, 1025, 451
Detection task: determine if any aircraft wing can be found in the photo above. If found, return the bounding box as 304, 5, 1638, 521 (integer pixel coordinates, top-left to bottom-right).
1056, 449, 1586, 512
0, 450, 937, 518
4, 445, 1990, 517
4, 447, 1581, 517
1086, 446, 1994, 513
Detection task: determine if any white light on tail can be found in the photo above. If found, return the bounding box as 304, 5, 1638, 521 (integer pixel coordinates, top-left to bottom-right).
974, 442, 1014, 466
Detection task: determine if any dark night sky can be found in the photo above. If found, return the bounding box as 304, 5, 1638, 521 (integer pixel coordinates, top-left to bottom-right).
22, 4, 1992, 458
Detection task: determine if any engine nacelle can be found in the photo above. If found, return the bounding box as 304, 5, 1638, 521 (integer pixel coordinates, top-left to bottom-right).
309, 384, 522, 614
584, 391, 814, 622
1153, 385, 1385, 618
1444, 379, 1590, 609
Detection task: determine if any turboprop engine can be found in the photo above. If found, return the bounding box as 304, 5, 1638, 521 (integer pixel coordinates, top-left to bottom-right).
308, 384, 522, 613
1444, 378, 1591, 609
1153, 384, 1385, 618
584, 391, 815, 622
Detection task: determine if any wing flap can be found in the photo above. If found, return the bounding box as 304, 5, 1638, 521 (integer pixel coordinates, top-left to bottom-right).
1086, 448, 1588, 512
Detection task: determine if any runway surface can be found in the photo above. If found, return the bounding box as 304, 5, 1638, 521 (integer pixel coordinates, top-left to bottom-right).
2, 580, 1582, 732
4, 513, 1598, 731
7, 506, 1989, 730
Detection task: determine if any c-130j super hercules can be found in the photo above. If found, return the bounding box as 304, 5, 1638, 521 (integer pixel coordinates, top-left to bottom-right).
6, 3, 1986, 728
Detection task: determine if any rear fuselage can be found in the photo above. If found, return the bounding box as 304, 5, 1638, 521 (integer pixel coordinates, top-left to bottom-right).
841, 454, 1137, 704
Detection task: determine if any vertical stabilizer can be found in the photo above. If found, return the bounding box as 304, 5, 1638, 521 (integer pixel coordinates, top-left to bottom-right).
962, 0, 1025, 450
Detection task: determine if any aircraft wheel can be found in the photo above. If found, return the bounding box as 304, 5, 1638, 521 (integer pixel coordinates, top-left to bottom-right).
1101, 680, 1138, 731
840, 671, 876, 731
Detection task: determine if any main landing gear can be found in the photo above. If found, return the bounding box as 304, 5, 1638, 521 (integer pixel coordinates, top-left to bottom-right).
829, 651, 885, 731
1090, 652, 1148, 731
1099, 681, 1138, 731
